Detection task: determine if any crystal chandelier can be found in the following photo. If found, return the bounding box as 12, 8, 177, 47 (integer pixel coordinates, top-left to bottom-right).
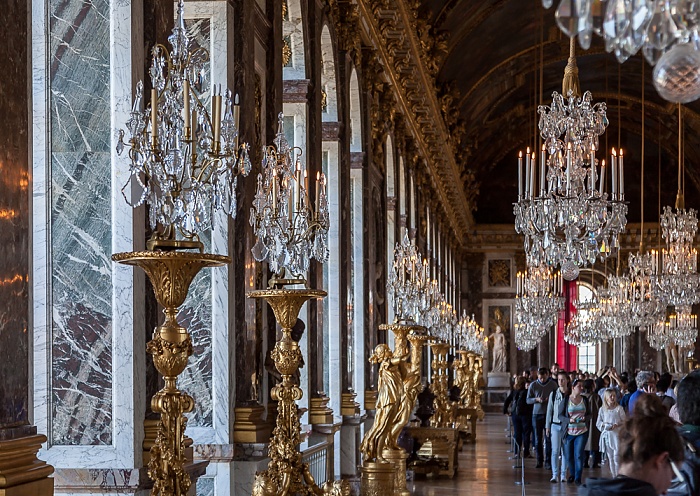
514, 37, 628, 280
515, 322, 545, 352
655, 104, 700, 307
118, 0, 250, 249
628, 250, 665, 327
600, 275, 636, 339
668, 305, 699, 347
458, 311, 486, 355
646, 318, 672, 351
387, 228, 431, 322
656, 204, 700, 306
249, 114, 329, 281
565, 294, 603, 345
514, 264, 564, 347
546, 0, 700, 103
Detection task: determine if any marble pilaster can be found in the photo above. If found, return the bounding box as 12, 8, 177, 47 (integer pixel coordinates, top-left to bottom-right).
32, 0, 146, 475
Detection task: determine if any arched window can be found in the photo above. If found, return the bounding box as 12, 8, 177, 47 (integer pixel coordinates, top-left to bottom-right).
348, 67, 364, 403
385, 136, 396, 327
577, 284, 598, 373
320, 25, 342, 435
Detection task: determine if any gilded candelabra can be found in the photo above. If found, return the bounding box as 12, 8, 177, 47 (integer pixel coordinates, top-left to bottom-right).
113, 250, 230, 495
429, 342, 454, 428
249, 288, 348, 496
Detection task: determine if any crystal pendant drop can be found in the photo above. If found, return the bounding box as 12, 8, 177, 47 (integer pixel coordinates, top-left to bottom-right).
603, 0, 631, 41
653, 42, 700, 103
561, 259, 581, 281
556, 0, 592, 38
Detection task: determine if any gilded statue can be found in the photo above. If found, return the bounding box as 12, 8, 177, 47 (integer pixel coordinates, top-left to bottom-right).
360, 344, 405, 462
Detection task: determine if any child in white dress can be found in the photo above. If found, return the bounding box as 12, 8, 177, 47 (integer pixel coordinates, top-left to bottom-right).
596, 388, 626, 477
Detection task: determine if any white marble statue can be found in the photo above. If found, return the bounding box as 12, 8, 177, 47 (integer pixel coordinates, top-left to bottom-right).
490, 325, 507, 373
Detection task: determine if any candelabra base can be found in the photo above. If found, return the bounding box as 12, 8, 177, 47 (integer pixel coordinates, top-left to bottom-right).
382, 448, 409, 496
360, 461, 395, 495
364, 390, 378, 411
233, 405, 272, 444
341, 392, 361, 416
308, 395, 334, 425
248, 288, 348, 496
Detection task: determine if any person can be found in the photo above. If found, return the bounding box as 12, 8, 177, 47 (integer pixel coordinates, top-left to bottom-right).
564, 378, 590, 485
583, 379, 603, 469
490, 325, 507, 372
528, 367, 558, 469
546, 371, 571, 483
551, 363, 560, 376
628, 370, 657, 415
579, 394, 685, 496
504, 376, 532, 458
597, 388, 626, 477
666, 370, 700, 496
656, 373, 676, 413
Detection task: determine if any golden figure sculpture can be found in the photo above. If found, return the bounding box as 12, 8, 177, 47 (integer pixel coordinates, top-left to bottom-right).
360, 343, 405, 462
429, 342, 455, 428
472, 355, 485, 420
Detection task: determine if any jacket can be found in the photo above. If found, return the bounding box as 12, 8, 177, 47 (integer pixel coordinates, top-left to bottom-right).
584, 392, 602, 451
546, 388, 570, 431
578, 476, 657, 496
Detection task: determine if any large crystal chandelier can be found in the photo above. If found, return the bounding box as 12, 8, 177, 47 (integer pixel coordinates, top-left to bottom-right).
118, 0, 250, 249
655, 104, 700, 307
546, 0, 700, 103
249, 114, 329, 281
387, 228, 431, 322
514, 265, 564, 348
514, 36, 628, 280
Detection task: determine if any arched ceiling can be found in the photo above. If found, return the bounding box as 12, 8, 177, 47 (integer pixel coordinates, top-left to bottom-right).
420, 0, 700, 225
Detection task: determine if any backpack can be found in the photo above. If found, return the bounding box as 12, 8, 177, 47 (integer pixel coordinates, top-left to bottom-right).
513, 390, 528, 417
667, 428, 700, 496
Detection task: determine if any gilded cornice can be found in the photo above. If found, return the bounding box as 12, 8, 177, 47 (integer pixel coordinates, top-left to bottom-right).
353, 0, 474, 243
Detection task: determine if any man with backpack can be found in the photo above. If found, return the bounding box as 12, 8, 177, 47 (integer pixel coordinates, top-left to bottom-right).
528, 367, 559, 468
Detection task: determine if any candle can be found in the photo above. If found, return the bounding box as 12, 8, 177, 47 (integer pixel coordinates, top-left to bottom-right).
295, 161, 301, 208
590, 146, 597, 194
599, 159, 606, 196
303, 169, 308, 195
183, 80, 190, 135
619, 148, 625, 199
212, 87, 222, 147
233, 93, 241, 148
531, 152, 536, 198
151, 88, 158, 144
518, 151, 523, 198
315, 171, 320, 213
191, 111, 198, 156
540, 144, 546, 196
272, 169, 278, 211
566, 143, 572, 195
525, 147, 531, 198
611, 148, 618, 200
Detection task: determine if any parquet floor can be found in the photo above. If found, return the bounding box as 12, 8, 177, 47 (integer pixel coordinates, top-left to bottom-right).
409, 413, 610, 495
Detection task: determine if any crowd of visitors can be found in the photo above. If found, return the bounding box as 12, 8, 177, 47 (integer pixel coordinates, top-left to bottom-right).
503, 364, 700, 495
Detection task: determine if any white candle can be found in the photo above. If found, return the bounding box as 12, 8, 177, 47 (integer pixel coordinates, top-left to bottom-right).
599, 159, 606, 196
183, 80, 190, 134
540, 145, 546, 195
619, 148, 625, 199
611, 148, 618, 200
566, 143, 572, 195
531, 152, 536, 198
525, 147, 531, 198
151, 88, 158, 144
518, 151, 523, 198
233, 93, 240, 147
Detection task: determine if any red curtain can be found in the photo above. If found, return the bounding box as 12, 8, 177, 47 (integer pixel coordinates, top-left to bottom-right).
556, 279, 578, 371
